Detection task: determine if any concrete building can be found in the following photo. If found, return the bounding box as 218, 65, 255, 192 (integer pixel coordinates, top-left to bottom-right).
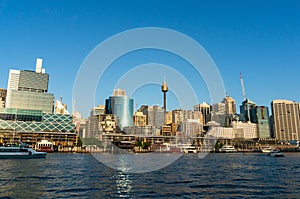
232, 121, 258, 139
172, 109, 183, 124
105, 89, 133, 130
86, 114, 117, 138
165, 111, 172, 125
211, 102, 226, 126
133, 111, 146, 126
123, 125, 156, 136
90, 105, 105, 116
222, 94, 236, 115
5, 59, 54, 113
0, 88, 6, 108
180, 119, 202, 137
271, 99, 300, 141
139, 105, 164, 129
194, 102, 211, 125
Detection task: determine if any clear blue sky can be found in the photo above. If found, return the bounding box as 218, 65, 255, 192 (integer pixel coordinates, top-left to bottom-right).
0, 0, 299, 117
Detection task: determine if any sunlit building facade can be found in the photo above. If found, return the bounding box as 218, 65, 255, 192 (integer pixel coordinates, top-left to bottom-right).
0, 108, 76, 145
0, 88, 6, 108
5, 59, 54, 113
271, 99, 300, 141
105, 89, 134, 130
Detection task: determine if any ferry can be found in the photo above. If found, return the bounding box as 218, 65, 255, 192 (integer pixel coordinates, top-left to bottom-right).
0, 145, 47, 159
261, 147, 272, 153
36, 140, 54, 152
219, 145, 237, 153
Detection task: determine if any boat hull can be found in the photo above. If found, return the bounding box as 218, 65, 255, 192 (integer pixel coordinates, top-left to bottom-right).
0, 153, 47, 159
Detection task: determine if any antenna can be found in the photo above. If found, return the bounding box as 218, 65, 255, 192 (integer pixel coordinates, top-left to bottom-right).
240, 72, 247, 101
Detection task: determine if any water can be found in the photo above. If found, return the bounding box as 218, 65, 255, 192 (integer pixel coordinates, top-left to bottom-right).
1, 153, 300, 198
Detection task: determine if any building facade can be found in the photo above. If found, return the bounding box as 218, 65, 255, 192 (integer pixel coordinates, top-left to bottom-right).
222, 94, 236, 115
0, 88, 6, 108
139, 105, 164, 128
105, 89, 133, 130
251, 106, 271, 138
271, 99, 300, 141
240, 99, 256, 122
133, 111, 146, 126
0, 108, 76, 146
194, 102, 211, 125
5, 59, 54, 113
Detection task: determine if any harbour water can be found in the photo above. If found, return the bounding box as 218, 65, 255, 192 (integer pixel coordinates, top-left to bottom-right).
1, 152, 300, 198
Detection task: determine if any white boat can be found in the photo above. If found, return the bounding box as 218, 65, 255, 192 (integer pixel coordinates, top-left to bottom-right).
0, 145, 47, 159
261, 147, 272, 153
219, 145, 237, 153
36, 139, 54, 152
183, 147, 198, 154
268, 149, 285, 157
178, 143, 198, 154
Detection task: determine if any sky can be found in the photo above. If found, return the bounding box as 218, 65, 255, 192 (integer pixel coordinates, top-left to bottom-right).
0, 0, 299, 117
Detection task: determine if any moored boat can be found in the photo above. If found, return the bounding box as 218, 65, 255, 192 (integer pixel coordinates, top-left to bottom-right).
268, 149, 285, 157
0, 145, 47, 159
261, 147, 272, 153
36, 139, 54, 152
219, 145, 237, 153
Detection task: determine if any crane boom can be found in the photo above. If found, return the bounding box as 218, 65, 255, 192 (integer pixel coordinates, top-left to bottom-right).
240, 72, 247, 101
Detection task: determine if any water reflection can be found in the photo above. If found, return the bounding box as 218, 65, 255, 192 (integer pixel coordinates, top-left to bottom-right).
112, 172, 133, 198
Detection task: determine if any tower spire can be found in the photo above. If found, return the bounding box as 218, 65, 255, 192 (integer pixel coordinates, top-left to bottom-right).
161, 77, 168, 111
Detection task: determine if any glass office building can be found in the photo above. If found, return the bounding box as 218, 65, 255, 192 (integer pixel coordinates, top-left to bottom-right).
250, 106, 271, 138
6, 65, 54, 113
105, 89, 134, 130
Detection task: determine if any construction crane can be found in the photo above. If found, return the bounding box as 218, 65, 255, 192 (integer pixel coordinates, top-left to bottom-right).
240, 72, 247, 101
240, 72, 250, 122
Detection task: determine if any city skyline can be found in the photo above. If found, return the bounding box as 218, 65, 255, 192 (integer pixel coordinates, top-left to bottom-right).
0, 1, 299, 117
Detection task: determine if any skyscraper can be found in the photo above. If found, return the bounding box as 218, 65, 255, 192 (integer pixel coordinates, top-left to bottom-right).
251, 106, 271, 138
222, 94, 236, 115
240, 99, 256, 122
139, 105, 164, 128
105, 89, 134, 130
271, 99, 300, 141
194, 102, 211, 125
5, 58, 54, 113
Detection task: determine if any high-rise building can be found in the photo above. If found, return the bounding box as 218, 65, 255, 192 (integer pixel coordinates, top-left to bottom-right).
139, 105, 164, 128
271, 99, 300, 141
133, 111, 146, 126
0, 88, 6, 108
90, 105, 105, 116
172, 109, 183, 124
86, 114, 117, 137
165, 111, 172, 125
5, 59, 54, 113
250, 106, 271, 138
180, 119, 202, 137
222, 94, 236, 115
194, 102, 211, 125
105, 89, 133, 130
240, 99, 256, 122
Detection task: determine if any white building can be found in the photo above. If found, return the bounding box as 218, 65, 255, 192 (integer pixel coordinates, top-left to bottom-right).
180, 119, 202, 137
232, 121, 258, 139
